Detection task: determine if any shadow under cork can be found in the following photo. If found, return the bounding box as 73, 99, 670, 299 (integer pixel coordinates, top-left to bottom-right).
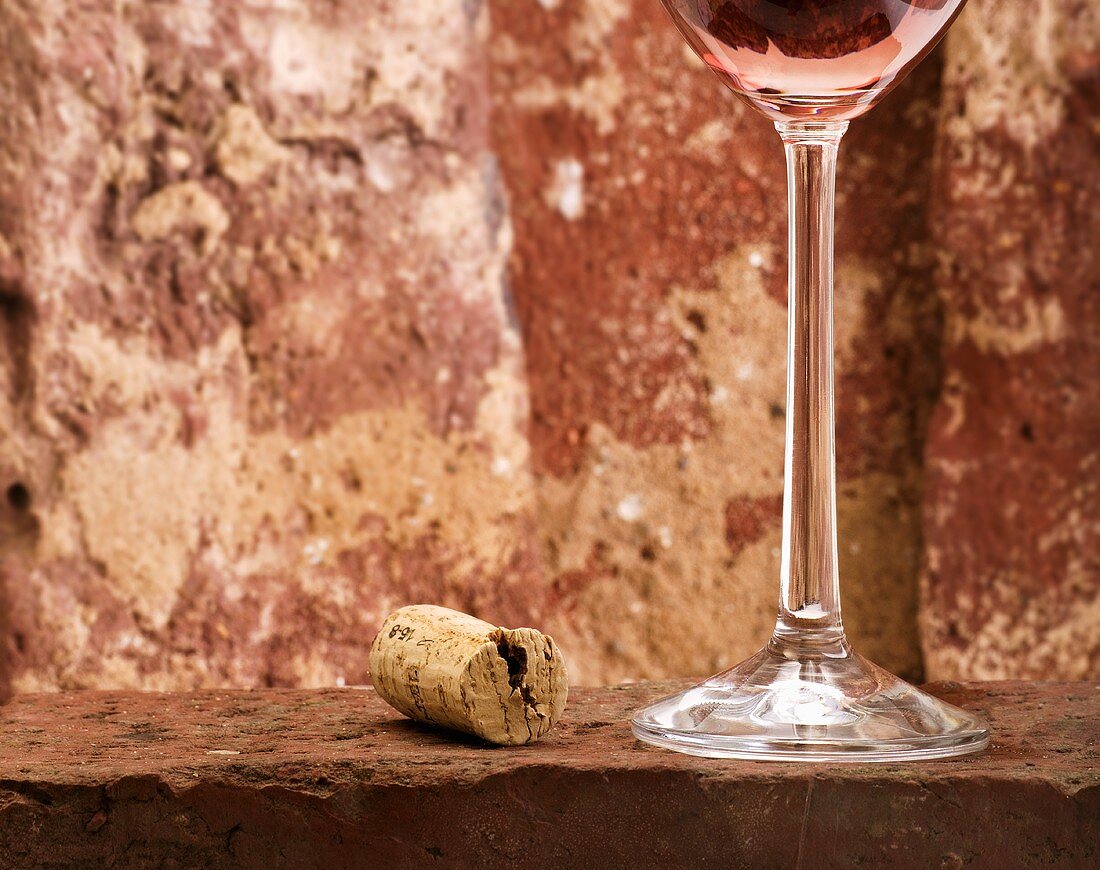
380, 717, 504, 750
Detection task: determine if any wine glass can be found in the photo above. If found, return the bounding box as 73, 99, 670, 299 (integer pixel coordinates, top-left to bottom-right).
632, 0, 988, 760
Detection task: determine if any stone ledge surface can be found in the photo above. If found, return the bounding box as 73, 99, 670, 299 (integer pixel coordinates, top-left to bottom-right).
0, 682, 1096, 868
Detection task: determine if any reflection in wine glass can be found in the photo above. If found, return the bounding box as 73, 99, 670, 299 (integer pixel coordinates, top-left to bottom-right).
631, 0, 989, 761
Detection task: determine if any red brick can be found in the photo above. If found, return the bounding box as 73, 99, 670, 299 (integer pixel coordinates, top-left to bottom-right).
921, 0, 1100, 679
0, 0, 545, 692
0, 681, 1095, 867
491, 0, 946, 682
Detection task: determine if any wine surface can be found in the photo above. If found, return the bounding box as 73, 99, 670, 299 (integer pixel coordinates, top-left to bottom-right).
663, 0, 966, 120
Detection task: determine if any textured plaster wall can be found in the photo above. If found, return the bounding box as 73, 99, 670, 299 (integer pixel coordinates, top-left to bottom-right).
920, 0, 1100, 679
0, 0, 1095, 693
490, 0, 945, 683
0, 0, 546, 692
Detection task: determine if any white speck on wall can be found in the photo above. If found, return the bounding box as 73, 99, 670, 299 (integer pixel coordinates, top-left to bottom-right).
710, 384, 729, 405
267, 21, 358, 110
658, 526, 673, 548
748, 250, 765, 268
616, 493, 644, 522
174, 3, 215, 48
366, 161, 395, 193
629, 600, 644, 615
167, 148, 192, 172
736, 361, 755, 381
304, 538, 330, 566
491, 455, 512, 477
537, 0, 561, 9
335, 675, 346, 688
548, 158, 585, 220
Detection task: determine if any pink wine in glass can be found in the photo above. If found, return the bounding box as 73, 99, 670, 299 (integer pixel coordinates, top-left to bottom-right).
663, 0, 967, 119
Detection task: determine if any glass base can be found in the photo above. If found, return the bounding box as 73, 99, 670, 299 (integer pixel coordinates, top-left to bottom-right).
632, 641, 989, 762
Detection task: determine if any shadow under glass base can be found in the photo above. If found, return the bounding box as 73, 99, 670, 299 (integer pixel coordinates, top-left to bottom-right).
632, 641, 989, 762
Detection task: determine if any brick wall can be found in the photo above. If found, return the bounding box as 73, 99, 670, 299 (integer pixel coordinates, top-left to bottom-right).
0, 0, 1095, 692
920, 0, 1100, 679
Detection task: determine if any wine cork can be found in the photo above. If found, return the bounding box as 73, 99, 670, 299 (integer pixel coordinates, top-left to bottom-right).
369, 605, 568, 745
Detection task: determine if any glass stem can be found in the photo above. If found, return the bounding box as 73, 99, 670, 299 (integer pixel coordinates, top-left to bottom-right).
772, 120, 849, 658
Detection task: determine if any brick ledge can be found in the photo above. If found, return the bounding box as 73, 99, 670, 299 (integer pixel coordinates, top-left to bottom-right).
0, 681, 1096, 867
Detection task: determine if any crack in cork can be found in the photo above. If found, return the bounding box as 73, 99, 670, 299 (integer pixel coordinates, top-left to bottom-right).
492, 629, 540, 742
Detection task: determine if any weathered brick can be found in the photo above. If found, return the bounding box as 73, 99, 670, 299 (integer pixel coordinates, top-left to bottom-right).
490, 0, 946, 682
1, 0, 1094, 694
0, 681, 1095, 867
921, 0, 1100, 679
0, 0, 544, 692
